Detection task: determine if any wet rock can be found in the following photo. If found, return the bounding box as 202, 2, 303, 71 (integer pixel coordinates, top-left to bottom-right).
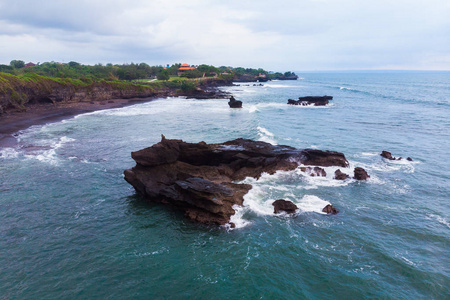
301, 166, 327, 177
407, 157, 413, 161
354, 167, 370, 180
124, 137, 350, 225
273, 199, 298, 214
334, 169, 350, 180
228, 96, 242, 108
287, 96, 333, 106
301, 149, 349, 168
322, 204, 339, 214
381, 150, 394, 160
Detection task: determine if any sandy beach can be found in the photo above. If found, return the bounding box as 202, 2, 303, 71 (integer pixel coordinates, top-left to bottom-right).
0, 97, 157, 148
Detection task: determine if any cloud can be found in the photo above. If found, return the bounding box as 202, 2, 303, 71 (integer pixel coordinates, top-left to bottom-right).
0, 0, 449, 70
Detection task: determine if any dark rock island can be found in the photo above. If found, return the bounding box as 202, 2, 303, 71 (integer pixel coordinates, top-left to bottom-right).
288, 96, 333, 106
228, 96, 242, 108
124, 136, 358, 226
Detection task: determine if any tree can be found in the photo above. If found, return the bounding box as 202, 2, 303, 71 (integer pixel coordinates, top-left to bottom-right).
10, 60, 25, 69
157, 69, 170, 81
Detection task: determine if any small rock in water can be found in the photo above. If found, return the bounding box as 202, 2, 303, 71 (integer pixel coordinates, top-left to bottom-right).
334, 169, 350, 180
407, 157, 413, 161
272, 199, 298, 214
228, 96, 242, 108
381, 150, 395, 160
354, 167, 370, 180
322, 204, 339, 214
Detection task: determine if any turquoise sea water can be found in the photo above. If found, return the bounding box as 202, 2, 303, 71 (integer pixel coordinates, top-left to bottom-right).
1, 71, 449, 299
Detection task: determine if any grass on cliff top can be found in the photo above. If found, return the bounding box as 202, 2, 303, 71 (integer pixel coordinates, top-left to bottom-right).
0, 72, 158, 93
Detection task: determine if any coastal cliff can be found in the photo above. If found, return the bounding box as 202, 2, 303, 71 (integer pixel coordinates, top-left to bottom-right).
0, 73, 231, 115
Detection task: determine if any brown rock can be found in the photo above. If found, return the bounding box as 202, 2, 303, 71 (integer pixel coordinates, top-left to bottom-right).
301, 149, 349, 167
273, 199, 298, 214
334, 169, 350, 180
124, 137, 352, 225
354, 167, 370, 180
322, 204, 339, 214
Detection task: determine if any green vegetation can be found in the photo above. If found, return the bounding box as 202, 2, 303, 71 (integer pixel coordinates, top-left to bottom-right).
1, 60, 297, 82
0, 60, 297, 113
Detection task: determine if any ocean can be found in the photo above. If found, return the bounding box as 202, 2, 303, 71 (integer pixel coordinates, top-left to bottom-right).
1, 71, 449, 299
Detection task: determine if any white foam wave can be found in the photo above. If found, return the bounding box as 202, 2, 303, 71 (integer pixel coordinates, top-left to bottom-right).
296, 195, 330, 214
427, 214, 450, 228
360, 159, 416, 174
0, 148, 20, 159
228, 169, 339, 228
257, 126, 277, 145
265, 84, 296, 88
23, 136, 75, 165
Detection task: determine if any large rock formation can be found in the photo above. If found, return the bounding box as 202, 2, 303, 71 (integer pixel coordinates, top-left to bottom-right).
124, 136, 348, 225
287, 96, 333, 106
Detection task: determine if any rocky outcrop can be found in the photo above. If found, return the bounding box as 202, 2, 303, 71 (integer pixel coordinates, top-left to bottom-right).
334, 169, 350, 180
228, 96, 242, 108
381, 150, 395, 160
301, 149, 349, 168
381, 150, 412, 161
124, 137, 348, 225
288, 96, 333, 106
273, 199, 298, 214
354, 167, 370, 180
322, 204, 339, 214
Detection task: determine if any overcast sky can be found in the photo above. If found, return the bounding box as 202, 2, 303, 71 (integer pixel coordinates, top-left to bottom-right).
0, 0, 449, 71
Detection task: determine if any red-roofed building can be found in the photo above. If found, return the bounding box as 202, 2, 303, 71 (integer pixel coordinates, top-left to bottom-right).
178, 63, 195, 76
23, 62, 36, 68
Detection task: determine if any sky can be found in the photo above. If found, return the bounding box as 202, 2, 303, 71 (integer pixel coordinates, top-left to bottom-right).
0, 0, 449, 71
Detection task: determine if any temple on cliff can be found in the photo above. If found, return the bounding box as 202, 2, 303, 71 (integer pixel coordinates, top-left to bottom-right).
177, 64, 195, 76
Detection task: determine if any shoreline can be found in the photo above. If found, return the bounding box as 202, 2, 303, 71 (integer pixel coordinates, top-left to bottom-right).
0, 97, 160, 148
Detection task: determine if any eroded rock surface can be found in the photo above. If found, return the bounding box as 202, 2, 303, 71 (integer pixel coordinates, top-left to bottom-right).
124, 136, 348, 225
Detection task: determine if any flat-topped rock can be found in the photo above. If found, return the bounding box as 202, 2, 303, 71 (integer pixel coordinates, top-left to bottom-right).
124, 136, 348, 225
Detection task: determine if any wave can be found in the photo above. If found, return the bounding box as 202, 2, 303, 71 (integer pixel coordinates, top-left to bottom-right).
257, 126, 277, 145
0, 147, 20, 159
426, 214, 450, 228
22, 136, 75, 165
227, 167, 352, 229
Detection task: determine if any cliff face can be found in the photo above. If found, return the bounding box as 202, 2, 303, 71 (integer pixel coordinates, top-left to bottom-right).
0, 73, 232, 115
0, 73, 165, 114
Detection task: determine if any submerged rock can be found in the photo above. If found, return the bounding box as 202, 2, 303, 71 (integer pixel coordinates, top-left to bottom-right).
300, 166, 327, 177
322, 204, 339, 214
287, 96, 333, 106
228, 96, 242, 108
273, 199, 298, 214
124, 136, 348, 225
354, 167, 370, 180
